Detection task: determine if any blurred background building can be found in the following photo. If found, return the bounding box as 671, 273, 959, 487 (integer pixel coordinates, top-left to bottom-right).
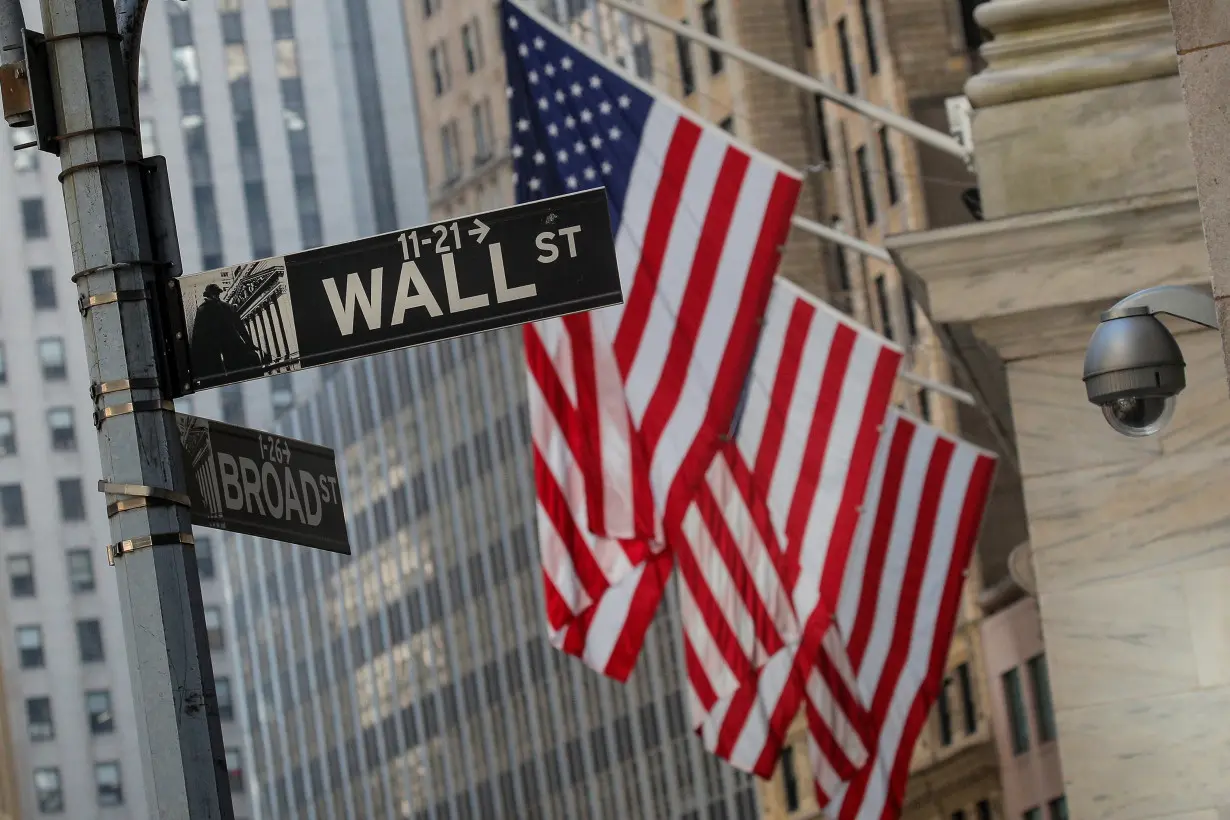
0, 0, 426, 815
228, 332, 762, 819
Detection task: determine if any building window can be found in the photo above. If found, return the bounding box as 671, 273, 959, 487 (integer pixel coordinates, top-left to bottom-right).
58, 478, 87, 522
196, 537, 216, 580
1028, 654, 1057, 742
1003, 666, 1030, 754
171, 45, 200, 87
271, 374, 294, 417
219, 9, 243, 43
38, 337, 67, 380
633, 37, 653, 79
675, 28, 696, 95
205, 606, 224, 649
814, 95, 832, 162
951, 812, 966, 820
140, 117, 158, 157
422, 0, 437, 17
18, 625, 44, 668
1024, 808, 1042, 820
30, 267, 56, 309
957, 661, 977, 734
11, 126, 37, 171
903, 281, 919, 342
462, 18, 484, 73
429, 43, 451, 96
874, 274, 894, 340
271, 7, 294, 40
26, 697, 53, 741
936, 674, 953, 745
0, 413, 15, 456
878, 127, 899, 204
917, 389, 931, 422
977, 800, 993, 820
1048, 795, 1068, 820
837, 18, 857, 93
860, 0, 880, 74
1, 484, 26, 527
216, 676, 234, 721
780, 745, 800, 811
33, 767, 63, 813
68, 549, 95, 593
0, 343, 7, 382
700, 1, 724, 74
472, 99, 494, 162
799, 0, 814, 47
856, 145, 876, 224
719, 116, 735, 134
831, 219, 850, 294
227, 746, 245, 793
47, 408, 76, 451
441, 120, 462, 183
8, 555, 34, 597
220, 386, 245, 426
77, 619, 105, 663
96, 762, 123, 806
21, 198, 48, 239
86, 690, 114, 734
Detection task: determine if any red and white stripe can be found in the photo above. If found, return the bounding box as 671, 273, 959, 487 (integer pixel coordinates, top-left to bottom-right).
676, 282, 902, 779
527, 94, 802, 679
817, 411, 997, 815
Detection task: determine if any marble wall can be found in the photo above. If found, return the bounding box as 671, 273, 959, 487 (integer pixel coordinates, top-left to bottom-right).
1008, 328, 1230, 820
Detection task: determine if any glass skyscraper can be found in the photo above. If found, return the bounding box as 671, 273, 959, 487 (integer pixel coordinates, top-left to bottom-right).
228, 328, 761, 819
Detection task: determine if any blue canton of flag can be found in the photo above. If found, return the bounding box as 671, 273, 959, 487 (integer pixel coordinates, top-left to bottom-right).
502, 2, 653, 231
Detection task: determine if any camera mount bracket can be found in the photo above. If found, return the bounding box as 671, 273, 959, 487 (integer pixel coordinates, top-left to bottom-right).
1102, 285, 1217, 329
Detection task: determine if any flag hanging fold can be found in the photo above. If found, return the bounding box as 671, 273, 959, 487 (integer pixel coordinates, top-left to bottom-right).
677, 280, 902, 783
505, 0, 803, 680
817, 411, 997, 815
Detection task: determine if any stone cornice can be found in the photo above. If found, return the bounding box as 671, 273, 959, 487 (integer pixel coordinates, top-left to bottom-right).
965, 0, 1177, 107
886, 188, 1210, 358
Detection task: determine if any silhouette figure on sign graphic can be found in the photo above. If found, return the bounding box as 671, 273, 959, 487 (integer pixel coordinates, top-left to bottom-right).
189, 283, 266, 377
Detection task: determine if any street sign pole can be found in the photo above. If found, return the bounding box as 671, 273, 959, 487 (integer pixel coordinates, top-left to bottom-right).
37, 2, 233, 817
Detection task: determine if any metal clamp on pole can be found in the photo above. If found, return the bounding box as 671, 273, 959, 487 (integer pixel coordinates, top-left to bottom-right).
106, 532, 195, 567
70, 259, 167, 284
78, 287, 150, 316
89, 377, 161, 401
92, 399, 175, 430
98, 479, 192, 518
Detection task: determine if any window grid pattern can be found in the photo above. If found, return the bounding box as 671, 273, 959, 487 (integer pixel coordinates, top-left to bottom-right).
231, 332, 761, 818
168, 2, 225, 269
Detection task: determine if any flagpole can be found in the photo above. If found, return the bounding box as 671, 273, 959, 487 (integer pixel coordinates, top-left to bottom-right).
591, 0, 971, 162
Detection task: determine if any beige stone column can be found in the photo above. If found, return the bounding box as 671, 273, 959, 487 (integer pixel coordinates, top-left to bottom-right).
886, 1, 1230, 818
1168, 0, 1230, 391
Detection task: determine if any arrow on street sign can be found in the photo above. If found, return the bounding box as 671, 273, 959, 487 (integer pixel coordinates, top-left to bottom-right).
468, 218, 490, 244
175, 414, 350, 554
170, 187, 622, 394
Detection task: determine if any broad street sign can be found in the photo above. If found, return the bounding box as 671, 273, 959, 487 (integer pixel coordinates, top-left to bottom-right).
172, 187, 622, 393
175, 414, 350, 555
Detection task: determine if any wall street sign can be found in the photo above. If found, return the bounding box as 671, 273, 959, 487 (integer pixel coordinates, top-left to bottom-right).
173, 187, 623, 393
176, 414, 350, 555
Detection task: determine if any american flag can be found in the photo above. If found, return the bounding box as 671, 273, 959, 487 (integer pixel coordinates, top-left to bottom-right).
505, 1, 1000, 815
819, 410, 996, 815
678, 280, 902, 781
505, 0, 803, 680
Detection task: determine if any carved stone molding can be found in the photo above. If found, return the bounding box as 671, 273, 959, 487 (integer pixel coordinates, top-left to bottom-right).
965, 0, 1178, 107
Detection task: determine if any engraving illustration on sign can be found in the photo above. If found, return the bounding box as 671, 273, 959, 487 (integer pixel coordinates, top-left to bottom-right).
177, 187, 623, 393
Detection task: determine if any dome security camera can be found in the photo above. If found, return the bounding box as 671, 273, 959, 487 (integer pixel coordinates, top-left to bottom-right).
1082, 286, 1217, 437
